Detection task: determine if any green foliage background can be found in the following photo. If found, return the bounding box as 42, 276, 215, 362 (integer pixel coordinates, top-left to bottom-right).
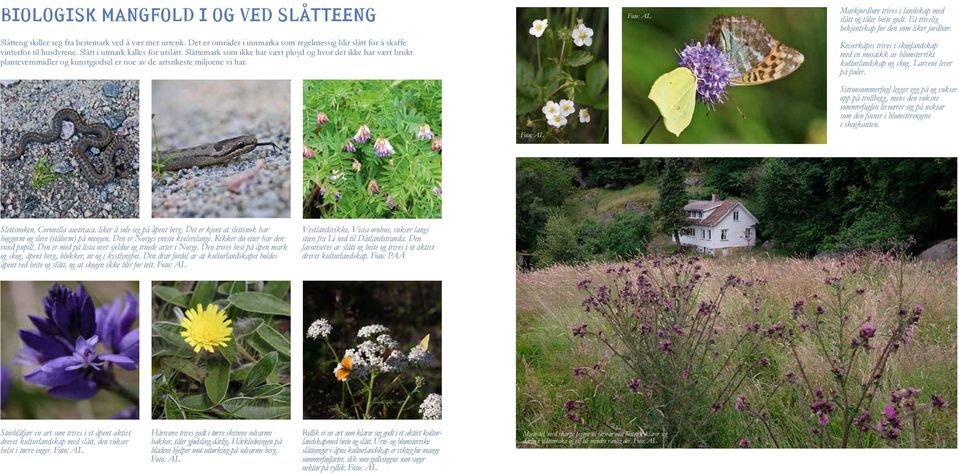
517, 7, 609, 143
302, 80, 442, 218
152, 281, 291, 419
622, 8, 827, 144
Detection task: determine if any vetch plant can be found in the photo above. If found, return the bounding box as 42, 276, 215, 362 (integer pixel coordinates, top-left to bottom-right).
517, 8, 608, 143
307, 319, 438, 419
567, 255, 768, 446
152, 281, 291, 419
302, 80, 442, 219
15, 283, 139, 418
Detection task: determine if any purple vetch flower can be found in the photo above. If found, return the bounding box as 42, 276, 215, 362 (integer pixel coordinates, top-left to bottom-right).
25, 336, 136, 400
385, 194, 395, 210
431, 137, 442, 153
303, 147, 315, 159
677, 42, 732, 106
373, 137, 394, 157
737, 438, 750, 448
316, 112, 329, 126
353, 124, 371, 143
342, 138, 356, 153
432, 185, 442, 197
628, 378, 641, 393
1, 365, 10, 409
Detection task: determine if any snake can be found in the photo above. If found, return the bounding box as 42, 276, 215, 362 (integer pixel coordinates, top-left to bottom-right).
1, 108, 134, 185
156, 135, 278, 171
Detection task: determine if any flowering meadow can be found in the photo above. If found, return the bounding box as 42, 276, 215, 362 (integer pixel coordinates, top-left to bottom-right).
302, 80, 442, 218
303, 281, 441, 420
516, 253, 956, 447
1, 281, 139, 419
517, 8, 608, 144
151, 281, 291, 419
622, 8, 826, 144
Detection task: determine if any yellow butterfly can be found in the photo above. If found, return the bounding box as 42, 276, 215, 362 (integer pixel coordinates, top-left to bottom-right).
648, 67, 696, 137
334, 355, 352, 381
416, 334, 430, 352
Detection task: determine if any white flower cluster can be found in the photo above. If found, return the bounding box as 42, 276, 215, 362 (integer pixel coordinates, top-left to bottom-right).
543, 100, 590, 129
357, 324, 389, 338
419, 393, 442, 420
307, 318, 332, 340
408, 346, 433, 368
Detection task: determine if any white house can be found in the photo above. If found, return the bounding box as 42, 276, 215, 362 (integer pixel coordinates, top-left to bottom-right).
678, 194, 758, 256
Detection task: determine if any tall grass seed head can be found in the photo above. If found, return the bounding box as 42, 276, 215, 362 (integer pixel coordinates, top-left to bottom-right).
180, 303, 233, 353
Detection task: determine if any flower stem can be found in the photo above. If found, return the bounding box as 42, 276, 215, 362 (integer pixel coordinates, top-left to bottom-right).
97, 372, 138, 405
364, 371, 377, 419
640, 116, 662, 144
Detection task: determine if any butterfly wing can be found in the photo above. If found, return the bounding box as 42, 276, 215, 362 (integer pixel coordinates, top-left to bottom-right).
706, 15, 804, 86
648, 67, 696, 136
416, 334, 430, 352
335, 356, 352, 381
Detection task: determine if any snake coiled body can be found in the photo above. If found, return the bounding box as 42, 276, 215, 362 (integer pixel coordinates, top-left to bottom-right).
1, 108, 134, 185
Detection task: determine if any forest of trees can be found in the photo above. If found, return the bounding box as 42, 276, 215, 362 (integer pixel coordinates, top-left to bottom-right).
517, 158, 956, 260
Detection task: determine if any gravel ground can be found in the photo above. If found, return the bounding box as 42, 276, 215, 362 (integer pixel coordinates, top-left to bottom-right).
0, 80, 140, 218
151, 80, 291, 218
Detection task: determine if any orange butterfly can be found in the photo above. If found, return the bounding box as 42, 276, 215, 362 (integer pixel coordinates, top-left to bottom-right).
334, 356, 352, 381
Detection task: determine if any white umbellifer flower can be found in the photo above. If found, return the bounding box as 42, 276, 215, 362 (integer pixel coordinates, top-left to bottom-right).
408, 346, 433, 368
542, 100, 560, 117
546, 114, 567, 128
357, 324, 389, 338
529, 19, 548, 37
419, 393, 442, 420
307, 319, 332, 339
579, 108, 591, 123
559, 99, 575, 117
571, 23, 594, 47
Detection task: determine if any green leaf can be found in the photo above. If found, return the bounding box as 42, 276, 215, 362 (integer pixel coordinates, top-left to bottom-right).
153, 321, 189, 349
188, 281, 218, 312
161, 357, 206, 382
179, 394, 212, 411
217, 281, 246, 296
233, 317, 265, 337
164, 396, 186, 419
517, 59, 535, 88
228, 292, 290, 316
586, 61, 608, 99
566, 50, 594, 67
254, 325, 291, 357
153, 286, 189, 307
243, 384, 285, 399
204, 356, 230, 405
219, 338, 237, 365
242, 351, 278, 391
233, 399, 290, 419
263, 281, 290, 299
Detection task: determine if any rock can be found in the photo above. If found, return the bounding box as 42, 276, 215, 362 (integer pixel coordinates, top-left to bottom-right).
0, 80, 20, 87
60, 121, 76, 139
685, 177, 704, 186
53, 161, 74, 174
122, 115, 139, 129
227, 170, 256, 193
103, 203, 113, 211
102, 82, 119, 98
105, 111, 126, 129
918, 238, 957, 261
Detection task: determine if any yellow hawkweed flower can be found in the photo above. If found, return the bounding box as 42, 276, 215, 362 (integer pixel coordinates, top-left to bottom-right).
180, 303, 233, 353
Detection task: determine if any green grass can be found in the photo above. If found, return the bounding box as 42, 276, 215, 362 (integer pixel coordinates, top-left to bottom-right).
516, 256, 957, 448
30, 155, 58, 189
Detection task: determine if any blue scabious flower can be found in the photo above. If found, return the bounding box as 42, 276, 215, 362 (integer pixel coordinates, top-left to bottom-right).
678, 42, 732, 106
17, 284, 138, 400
